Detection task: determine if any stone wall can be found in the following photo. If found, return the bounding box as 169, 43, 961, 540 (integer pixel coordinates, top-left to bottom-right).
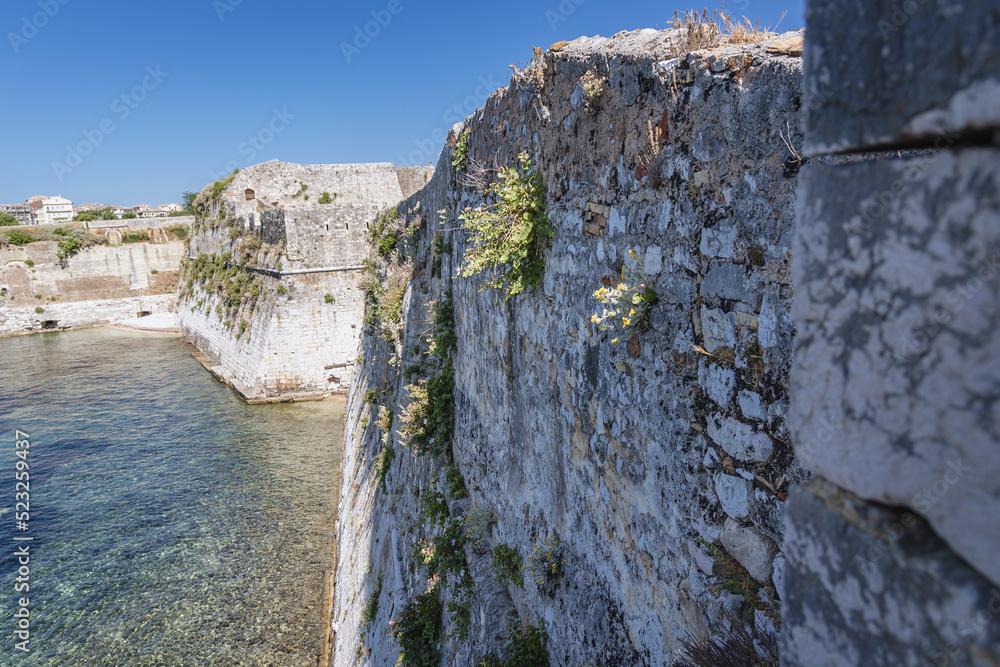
0, 294, 176, 336
83, 215, 195, 230
782, 1, 1000, 665
331, 29, 812, 666
0, 240, 184, 336
223, 160, 432, 221
177, 163, 422, 403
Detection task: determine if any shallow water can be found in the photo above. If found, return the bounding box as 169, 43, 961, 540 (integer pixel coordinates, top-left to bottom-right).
0, 328, 344, 666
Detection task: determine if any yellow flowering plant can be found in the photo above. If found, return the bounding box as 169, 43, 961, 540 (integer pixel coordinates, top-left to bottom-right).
591, 249, 659, 343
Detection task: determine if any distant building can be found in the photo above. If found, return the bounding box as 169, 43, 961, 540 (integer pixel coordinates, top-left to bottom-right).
0, 204, 34, 225
75, 203, 108, 213
160, 203, 184, 213
35, 196, 73, 226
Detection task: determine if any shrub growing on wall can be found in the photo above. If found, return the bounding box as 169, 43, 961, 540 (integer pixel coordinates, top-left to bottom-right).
458, 153, 553, 300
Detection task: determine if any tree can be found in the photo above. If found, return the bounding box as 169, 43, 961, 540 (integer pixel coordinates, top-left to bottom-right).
182, 191, 198, 215
0, 213, 18, 226
122, 211, 137, 219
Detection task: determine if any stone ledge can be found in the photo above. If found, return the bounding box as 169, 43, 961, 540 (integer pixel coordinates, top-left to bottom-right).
783, 478, 1000, 667
803, 0, 1000, 155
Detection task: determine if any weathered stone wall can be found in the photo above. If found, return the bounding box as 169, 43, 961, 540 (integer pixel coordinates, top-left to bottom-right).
332, 29, 811, 666
223, 160, 432, 219
83, 215, 195, 230
0, 240, 184, 336
0, 294, 176, 336
783, 1, 1000, 665
177, 163, 420, 403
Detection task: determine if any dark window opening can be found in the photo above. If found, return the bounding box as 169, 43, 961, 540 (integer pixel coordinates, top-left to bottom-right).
0, 288, 7, 298
42, 320, 58, 329
137, 311, 152, 318
245, 189, 256, 201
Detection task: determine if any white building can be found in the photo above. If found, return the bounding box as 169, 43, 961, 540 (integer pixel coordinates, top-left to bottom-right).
160, 203, 184, 213
35, 196, 73, 226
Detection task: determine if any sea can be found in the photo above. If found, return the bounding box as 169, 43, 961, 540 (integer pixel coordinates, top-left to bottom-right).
0, 328, 345, 666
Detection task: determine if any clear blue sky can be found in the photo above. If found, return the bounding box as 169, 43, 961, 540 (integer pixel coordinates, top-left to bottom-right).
1, 0, 802, 207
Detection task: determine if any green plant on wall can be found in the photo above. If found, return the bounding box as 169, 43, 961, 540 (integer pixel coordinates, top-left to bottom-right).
318, 192, 334, 204
361, 575, 383, 632
375, 445, 395, 492
492, 544, 524, 587
458, 153, 553, 300
56, 236, 83, 260
591, 249, 659, 345
477, 623, 549, 666
399, 297, 455, 458
526, 535, 564, 584
452, 128, 471, 173
391, 587, 443, 667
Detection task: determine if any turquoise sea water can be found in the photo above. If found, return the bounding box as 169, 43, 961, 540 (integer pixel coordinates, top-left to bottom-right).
0, 329, 344, 666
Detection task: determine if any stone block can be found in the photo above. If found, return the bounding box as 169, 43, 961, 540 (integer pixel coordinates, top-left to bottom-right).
803, 0, 1000, 154
707, 414, 773, 463
698, 360, 735, 407
783, 478, 1000, 667
721, 518, 778, 583
792, 148, 1000, 586
700, 306, 736, 353
700, 222, 737, 259
714, 473, 752, 519
701, 261, 758, 303
737, 390, 766, 422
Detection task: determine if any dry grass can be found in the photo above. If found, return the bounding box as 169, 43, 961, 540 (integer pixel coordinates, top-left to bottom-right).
669, 7, 724, 52
580, 68, 606, 108
509, 46, 545, 91
638, 118, 668, 186
671, 611, 779, 667
669, 5, 785, 52
723, 13, 777, 44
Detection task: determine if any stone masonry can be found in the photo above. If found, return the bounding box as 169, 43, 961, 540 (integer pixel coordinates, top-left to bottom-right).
332, 29, 812, 666
0, 240, 184, 337
176, 162, 432, 403
783, 1, 1000, 665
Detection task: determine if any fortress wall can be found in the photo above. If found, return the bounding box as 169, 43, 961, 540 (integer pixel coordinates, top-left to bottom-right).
177, 198, 387, 402
0, 240, 184, 336
332, 30, 812, 666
